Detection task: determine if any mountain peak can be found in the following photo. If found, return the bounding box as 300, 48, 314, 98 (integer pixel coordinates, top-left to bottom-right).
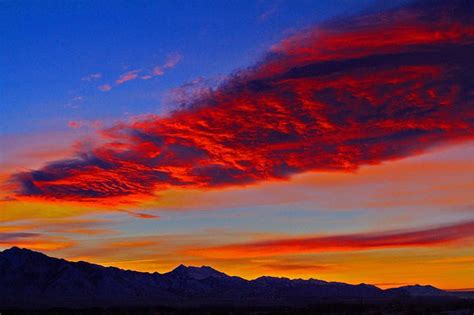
173, 264, 187, 271
169, 264, 229, 280
2, 246, 42, 257
1, 246, 52, 265
3, 246, 28, 253
387, 284, 448, 297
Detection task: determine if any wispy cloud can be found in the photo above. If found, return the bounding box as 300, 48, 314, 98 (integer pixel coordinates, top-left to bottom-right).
67, 120, 102, 130
114, 53, 181, 85
150, 53, 182, 78
8, 1, 474, 205
152, 66, 164, 76
98, 84, 112, 92
187, 220, 474, 258
81, 73, 102, 81
0, 232, 38, 241
64, 96, 84, 109
163, 53, 181, 69
67, 121, 82, 129
116, 69, 141, 85
92, 53, 182, 92
261, 263, 329, 272
118, 209, 160, 219
0, 232, 74, 251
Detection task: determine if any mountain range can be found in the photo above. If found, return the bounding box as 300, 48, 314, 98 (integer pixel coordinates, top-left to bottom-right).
0, 247, 459, 309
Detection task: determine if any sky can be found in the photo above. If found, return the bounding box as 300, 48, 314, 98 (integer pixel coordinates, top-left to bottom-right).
0, 0, 473, 290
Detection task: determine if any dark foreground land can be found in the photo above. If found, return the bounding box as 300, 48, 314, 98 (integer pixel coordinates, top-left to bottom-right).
1, 248, 473, 314
2, 298, 474, 315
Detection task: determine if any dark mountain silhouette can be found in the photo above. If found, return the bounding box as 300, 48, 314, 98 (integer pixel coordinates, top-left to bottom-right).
0, 247, 457, 309
386, 284, 450, 297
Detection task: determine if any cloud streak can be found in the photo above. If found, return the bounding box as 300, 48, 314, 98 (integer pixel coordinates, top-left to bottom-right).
0, 232, 73, 251
151, 53, 182, 77
116, 69, 141, 85
81, 73, 102, 81
98, 84, 112, 92
187, 220, 474, 258
9, 0, 474, 204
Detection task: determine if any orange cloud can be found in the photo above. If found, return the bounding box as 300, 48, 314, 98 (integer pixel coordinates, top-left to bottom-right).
0, 232, 74, 251
261, 263, 329, 272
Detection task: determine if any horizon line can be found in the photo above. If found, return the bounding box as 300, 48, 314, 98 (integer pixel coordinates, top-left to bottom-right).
1, 246, 464, 292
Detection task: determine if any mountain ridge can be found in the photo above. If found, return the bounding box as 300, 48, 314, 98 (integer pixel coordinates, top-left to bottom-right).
0, 247, 456, 309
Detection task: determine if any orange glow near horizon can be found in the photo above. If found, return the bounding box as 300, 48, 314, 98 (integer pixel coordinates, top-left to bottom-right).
1, 142, 473, 290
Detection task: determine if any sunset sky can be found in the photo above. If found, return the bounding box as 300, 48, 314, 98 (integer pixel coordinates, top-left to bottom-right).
1, 0, 473, 290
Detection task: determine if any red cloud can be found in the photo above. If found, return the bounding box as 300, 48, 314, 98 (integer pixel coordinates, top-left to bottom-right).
68, 121, 82, 129
10, 0, 474, 204
188, 220, 474, 258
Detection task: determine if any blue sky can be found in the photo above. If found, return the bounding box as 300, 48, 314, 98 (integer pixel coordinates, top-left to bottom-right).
1, 0, 386, 135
